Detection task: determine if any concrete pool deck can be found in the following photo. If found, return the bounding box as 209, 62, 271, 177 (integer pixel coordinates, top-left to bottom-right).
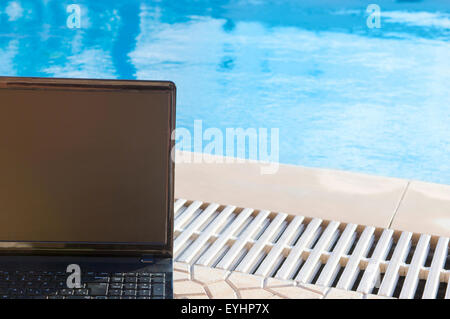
175, 152, 450, 238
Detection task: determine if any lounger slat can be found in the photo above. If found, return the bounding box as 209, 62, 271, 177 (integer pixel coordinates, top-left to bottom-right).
399, 234, 431, 299
275, 218, 322, 280
296, 221, 340, 283
255, 216, 305, 277
178, 205, 236, 263
217, 210, 271, 269
422, 237, 449, 299
174, 198, 187, 215
357, 229, 393, 294
197, 208, 254, 266
174, 203, 220, 255
316, 223, 357, 287
174, 201, 203, 230
336, 226, 375, 290
236, 213, 287, 273
378, 231, 412, 297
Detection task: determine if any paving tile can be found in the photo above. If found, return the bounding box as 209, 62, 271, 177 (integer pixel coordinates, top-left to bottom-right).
174, 280, 206, 295
227, 272, 264, 289
174, 262, 191, 273
240, 289, 276, 299
325, 288, 363, 299
391, 181, 450, 237
207, 281, 237, 299
174, 270, 190, 281
269, 286, 322, 299
265, 277, 295, 288
175, 151, 408, 228
173, 263, 385, 299
193, 265, 229, 284
298, 283, 329, 295
365, 294, 396, 299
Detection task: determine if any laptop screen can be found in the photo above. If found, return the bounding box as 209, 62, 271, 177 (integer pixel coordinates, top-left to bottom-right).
0, 86, 172, 246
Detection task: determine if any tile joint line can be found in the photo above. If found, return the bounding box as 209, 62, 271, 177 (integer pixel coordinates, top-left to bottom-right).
388, 181, 410, 229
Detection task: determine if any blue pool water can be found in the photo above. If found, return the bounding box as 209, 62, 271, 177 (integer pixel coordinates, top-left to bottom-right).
0, 0, 449, 184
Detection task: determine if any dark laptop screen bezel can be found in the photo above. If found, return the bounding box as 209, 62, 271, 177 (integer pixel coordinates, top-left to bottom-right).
0, 77, 175, 257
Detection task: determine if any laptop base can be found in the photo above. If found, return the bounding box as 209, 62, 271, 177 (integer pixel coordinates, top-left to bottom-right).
0, 256, 173, 299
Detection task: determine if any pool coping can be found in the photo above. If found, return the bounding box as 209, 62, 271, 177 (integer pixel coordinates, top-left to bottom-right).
175, 151, 450, 238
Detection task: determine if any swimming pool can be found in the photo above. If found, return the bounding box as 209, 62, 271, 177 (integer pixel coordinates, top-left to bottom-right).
0, 0, 449, 185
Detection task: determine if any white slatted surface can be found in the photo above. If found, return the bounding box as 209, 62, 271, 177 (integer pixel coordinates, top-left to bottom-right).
236, 213, 287, 273
399, 234, 431, 299
357, 229, 393, 294
275, 218, 322, 280
423, 237, 449, 299
336, 226, 375, 290
316, 223, 357, 287
255, 216, 304, 277
174, 203, 220, 255
178, 205, 236, 263
216, 210, 270, 269
196, 208, 254, 266
378, 231, 412, 297
174, 199, 450, 299
295, 221, 340, 283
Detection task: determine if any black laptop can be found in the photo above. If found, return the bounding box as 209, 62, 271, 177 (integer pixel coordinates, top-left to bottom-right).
0, 77, 175, 299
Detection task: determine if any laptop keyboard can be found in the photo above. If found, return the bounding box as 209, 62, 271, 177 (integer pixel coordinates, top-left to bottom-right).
0, 270, 167, 299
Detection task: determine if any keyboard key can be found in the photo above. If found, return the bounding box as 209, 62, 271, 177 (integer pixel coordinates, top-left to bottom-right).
67, 296, 91, 299
86, 283, 108, 296
138, 277, 151, 283
111, 277, 123, 283
139, 272, 150, 277
137, 289, 151, 296
152, 284, 164, 296
124, 277, 137, 283
151, 277, 164, 284
109, 283, 122, 290
8, 288, 19, 295
56, 281, 66, 288
123, 290, 136, 296
125, 273, 137, 276
137, 283, 150, 289
108, 289, 121, 296
112, 272, 124, 277
92, 276, 109, 283
26, 288, 41, 296
59, 289, 73, 296
43, 288, 55, 295
75, 289, 89, 296
123, 283, 136, 290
